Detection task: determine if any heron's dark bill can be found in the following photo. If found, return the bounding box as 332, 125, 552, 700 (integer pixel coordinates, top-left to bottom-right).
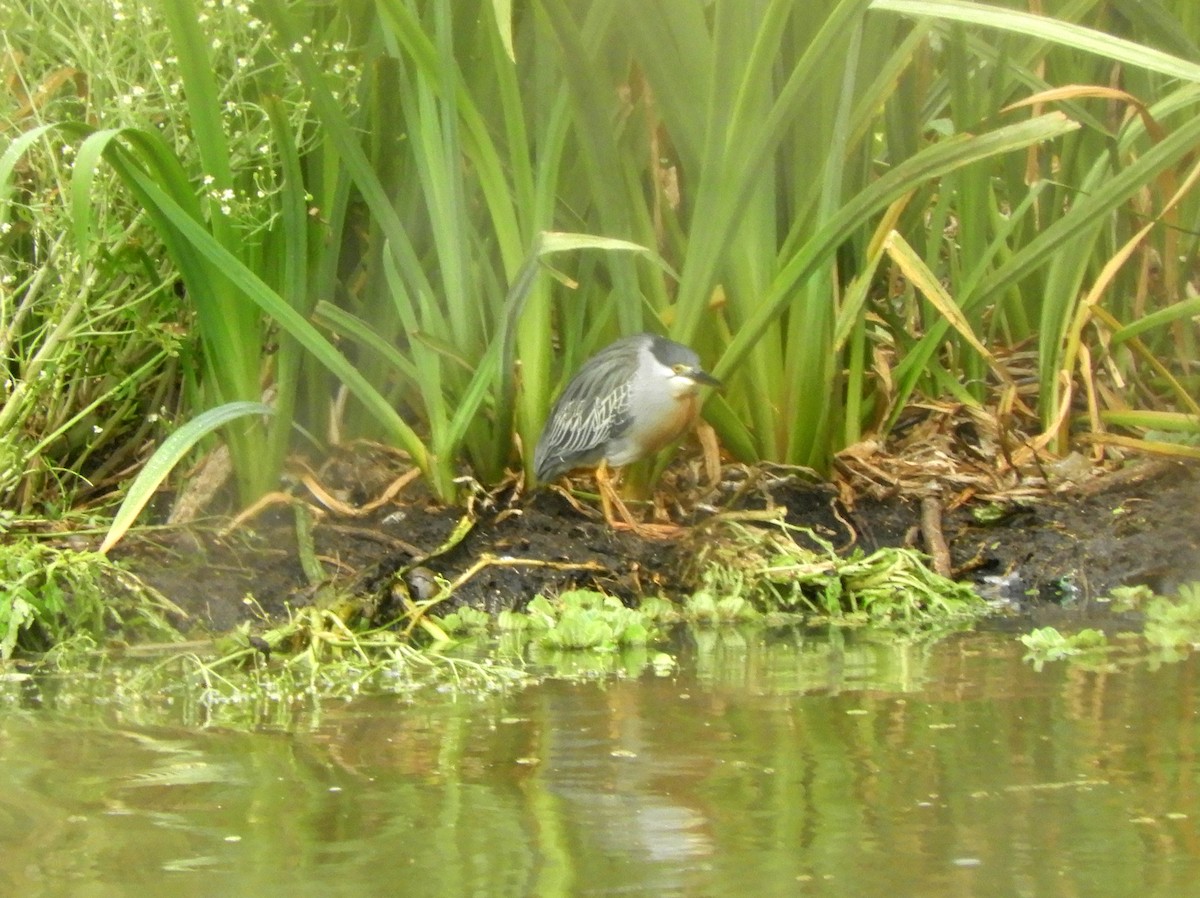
690, 369, 723, 389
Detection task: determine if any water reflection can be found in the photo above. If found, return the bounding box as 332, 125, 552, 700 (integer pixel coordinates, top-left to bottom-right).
1, 629, 1198, 897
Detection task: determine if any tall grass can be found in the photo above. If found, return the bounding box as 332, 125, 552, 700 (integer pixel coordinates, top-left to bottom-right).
0, 0, 186, 513
872, 0, 1200, 456
1, 0, 363, 510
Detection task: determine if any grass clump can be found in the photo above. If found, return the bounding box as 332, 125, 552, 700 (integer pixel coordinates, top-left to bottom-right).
2, 0, 1198, 550
686, 511, 985, 628
0, 539, 182, 660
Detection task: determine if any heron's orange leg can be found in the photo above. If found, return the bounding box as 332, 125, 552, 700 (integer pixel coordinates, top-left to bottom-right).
597, 461, 684, 540
596, 461, 636, 528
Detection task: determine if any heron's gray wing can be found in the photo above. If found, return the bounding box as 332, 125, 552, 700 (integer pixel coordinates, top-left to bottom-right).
534, 340, 639, 480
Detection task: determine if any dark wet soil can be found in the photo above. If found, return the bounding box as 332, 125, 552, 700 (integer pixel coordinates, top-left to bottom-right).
117, 454, 1200, 635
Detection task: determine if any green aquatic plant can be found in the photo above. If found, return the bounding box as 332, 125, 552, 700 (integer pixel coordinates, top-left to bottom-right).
683, 591, 760, 625
1019, 626, 1109, 669
489, 590, 669, 679
1020, 582, 1200, 672
637, 596, 686, 626
432, 605, 491, 635
1142, 582, 1200, 649
1107, 583, 1158, 613
499, 591, 655, 651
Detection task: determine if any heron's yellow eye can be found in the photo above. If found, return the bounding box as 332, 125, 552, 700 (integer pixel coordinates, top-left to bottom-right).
672, 364, 687, 375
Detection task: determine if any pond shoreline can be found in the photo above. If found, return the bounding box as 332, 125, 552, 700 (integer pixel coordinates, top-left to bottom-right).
115, 454, 1200, 635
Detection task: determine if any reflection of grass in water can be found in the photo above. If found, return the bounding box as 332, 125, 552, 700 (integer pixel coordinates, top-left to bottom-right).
0, 631, 528, 732
686, 625, 942, 695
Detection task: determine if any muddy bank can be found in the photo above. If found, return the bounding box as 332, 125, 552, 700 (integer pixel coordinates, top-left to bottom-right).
117, 453, 1200, 635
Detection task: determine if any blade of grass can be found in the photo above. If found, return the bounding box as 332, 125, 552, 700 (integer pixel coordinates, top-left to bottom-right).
871, 0, 1200, 83
99, 401, 273, 554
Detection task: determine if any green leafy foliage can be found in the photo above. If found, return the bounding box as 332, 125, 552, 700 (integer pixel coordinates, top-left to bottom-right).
0, 0, 362, 510
0, 541, 181, 659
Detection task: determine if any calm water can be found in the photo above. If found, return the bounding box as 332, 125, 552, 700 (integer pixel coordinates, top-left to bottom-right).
2, 628, 1199, 898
